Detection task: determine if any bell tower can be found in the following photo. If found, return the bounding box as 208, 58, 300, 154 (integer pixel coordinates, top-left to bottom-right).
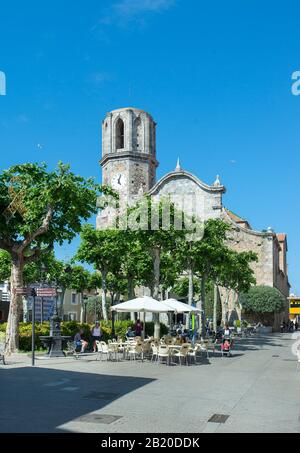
100, 107, 159, 203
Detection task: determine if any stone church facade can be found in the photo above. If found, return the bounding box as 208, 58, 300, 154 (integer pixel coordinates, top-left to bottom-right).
97, 107, 290, 328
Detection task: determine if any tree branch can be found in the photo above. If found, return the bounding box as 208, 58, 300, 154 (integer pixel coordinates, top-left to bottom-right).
18, 205, 54, 253
23, 242, 54, 264
0, 239, 13, 254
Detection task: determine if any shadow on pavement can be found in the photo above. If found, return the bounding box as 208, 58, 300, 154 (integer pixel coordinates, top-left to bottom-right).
0, 366, 155, 433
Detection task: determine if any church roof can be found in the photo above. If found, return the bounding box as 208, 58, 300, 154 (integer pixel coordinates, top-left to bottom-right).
277, 233, 287, 242
148, 168, 226, 196
111, 107, 146, 113
225, 208, 252, 230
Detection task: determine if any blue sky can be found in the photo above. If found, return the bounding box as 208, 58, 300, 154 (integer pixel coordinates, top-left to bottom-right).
0, 0, 300, 292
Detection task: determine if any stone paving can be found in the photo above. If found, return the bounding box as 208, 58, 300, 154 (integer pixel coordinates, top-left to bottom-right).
0, 333, 299, 433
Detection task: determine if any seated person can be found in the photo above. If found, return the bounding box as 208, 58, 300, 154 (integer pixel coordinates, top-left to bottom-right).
221, 338, 231, 352
180, 329, 189, 343
175, 322, 183, 335
125, 327, 135, 339
223, 323, 231, 337
74, 329, 88, 353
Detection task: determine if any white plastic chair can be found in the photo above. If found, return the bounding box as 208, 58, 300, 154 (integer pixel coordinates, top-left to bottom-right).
108, 342, 119, 361
98, 341, 110, 361
151, 343, 158, 363
157, 344, 170, 365
198, 341, 210, 358
188, 344, 201, 365
174, 344, 190, 366
128, 344, 142, 361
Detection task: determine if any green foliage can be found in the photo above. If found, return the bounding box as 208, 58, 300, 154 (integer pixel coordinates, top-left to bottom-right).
86, 296, 102, 319
0, 250, 11, 281
143, 321, 169, 338
215, 249, 258, 293
0, 320, 169, 351
172, 277, 201, 298
204, 283, 222, 323
76, 225, 125, 274
0, 162, 101, 247
68, 265, 91, 294
239, 285, 286, 314
0, 331, 5, 343
0, 321, 91, 351
100, 320, 168, 340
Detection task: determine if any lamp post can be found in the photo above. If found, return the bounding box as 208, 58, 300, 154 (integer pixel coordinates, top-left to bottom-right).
31, 287, 37, 367
39, 263, 47, 323
112, 297, 123, 340
94, 291, 100, 323
83, 295, 88, 323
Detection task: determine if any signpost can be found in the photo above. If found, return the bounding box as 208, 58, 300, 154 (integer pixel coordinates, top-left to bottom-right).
15, 287, 57, 366
36, 288, 57, 298
15, 287, 37, 366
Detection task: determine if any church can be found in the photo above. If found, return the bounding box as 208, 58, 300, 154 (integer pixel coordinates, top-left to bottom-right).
97, 107, 290, 328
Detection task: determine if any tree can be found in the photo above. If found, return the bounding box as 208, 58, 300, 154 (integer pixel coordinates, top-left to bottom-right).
86, 295, 102, 322
160, 251, 184, 297
0, 162, 100, 353
68, 265, 91, 322
239, 285, 286, 325
206, 246, 257, 331
118, 231, 153, 310
131, 196, 186, 338
174, 219, 230, 335
213, 249, 258, 325
76, 225, 126, 320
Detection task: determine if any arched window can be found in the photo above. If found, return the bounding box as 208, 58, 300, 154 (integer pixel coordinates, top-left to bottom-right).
115, 118, 124, 150
134, 117, 143, 152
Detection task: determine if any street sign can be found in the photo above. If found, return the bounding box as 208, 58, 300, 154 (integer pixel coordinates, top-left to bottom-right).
15, 287, 33, 296
36, 288, 57, 298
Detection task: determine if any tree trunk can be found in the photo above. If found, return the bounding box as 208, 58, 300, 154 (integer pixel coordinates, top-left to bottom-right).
186, 267, 194, 329
80, 293, 84, 323
152, 247, 161, 340
188, 271, 193, 305
221, 288, 230, 326
198, 276, 206, 338
5, 257, 24, 354
128, 277, 136, 321
110, 291, 116, 320
101, 270, 108, 320
213, 284, 218, 333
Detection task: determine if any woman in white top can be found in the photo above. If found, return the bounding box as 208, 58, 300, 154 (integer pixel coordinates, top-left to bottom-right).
91, 322, 102, 352
224, 323, 230, 337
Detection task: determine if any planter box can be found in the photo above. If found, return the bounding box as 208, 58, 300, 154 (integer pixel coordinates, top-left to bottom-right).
258, 326, 273, 334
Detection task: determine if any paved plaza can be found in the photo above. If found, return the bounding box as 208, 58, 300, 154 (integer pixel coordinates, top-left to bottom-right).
0, 333, 299, 433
